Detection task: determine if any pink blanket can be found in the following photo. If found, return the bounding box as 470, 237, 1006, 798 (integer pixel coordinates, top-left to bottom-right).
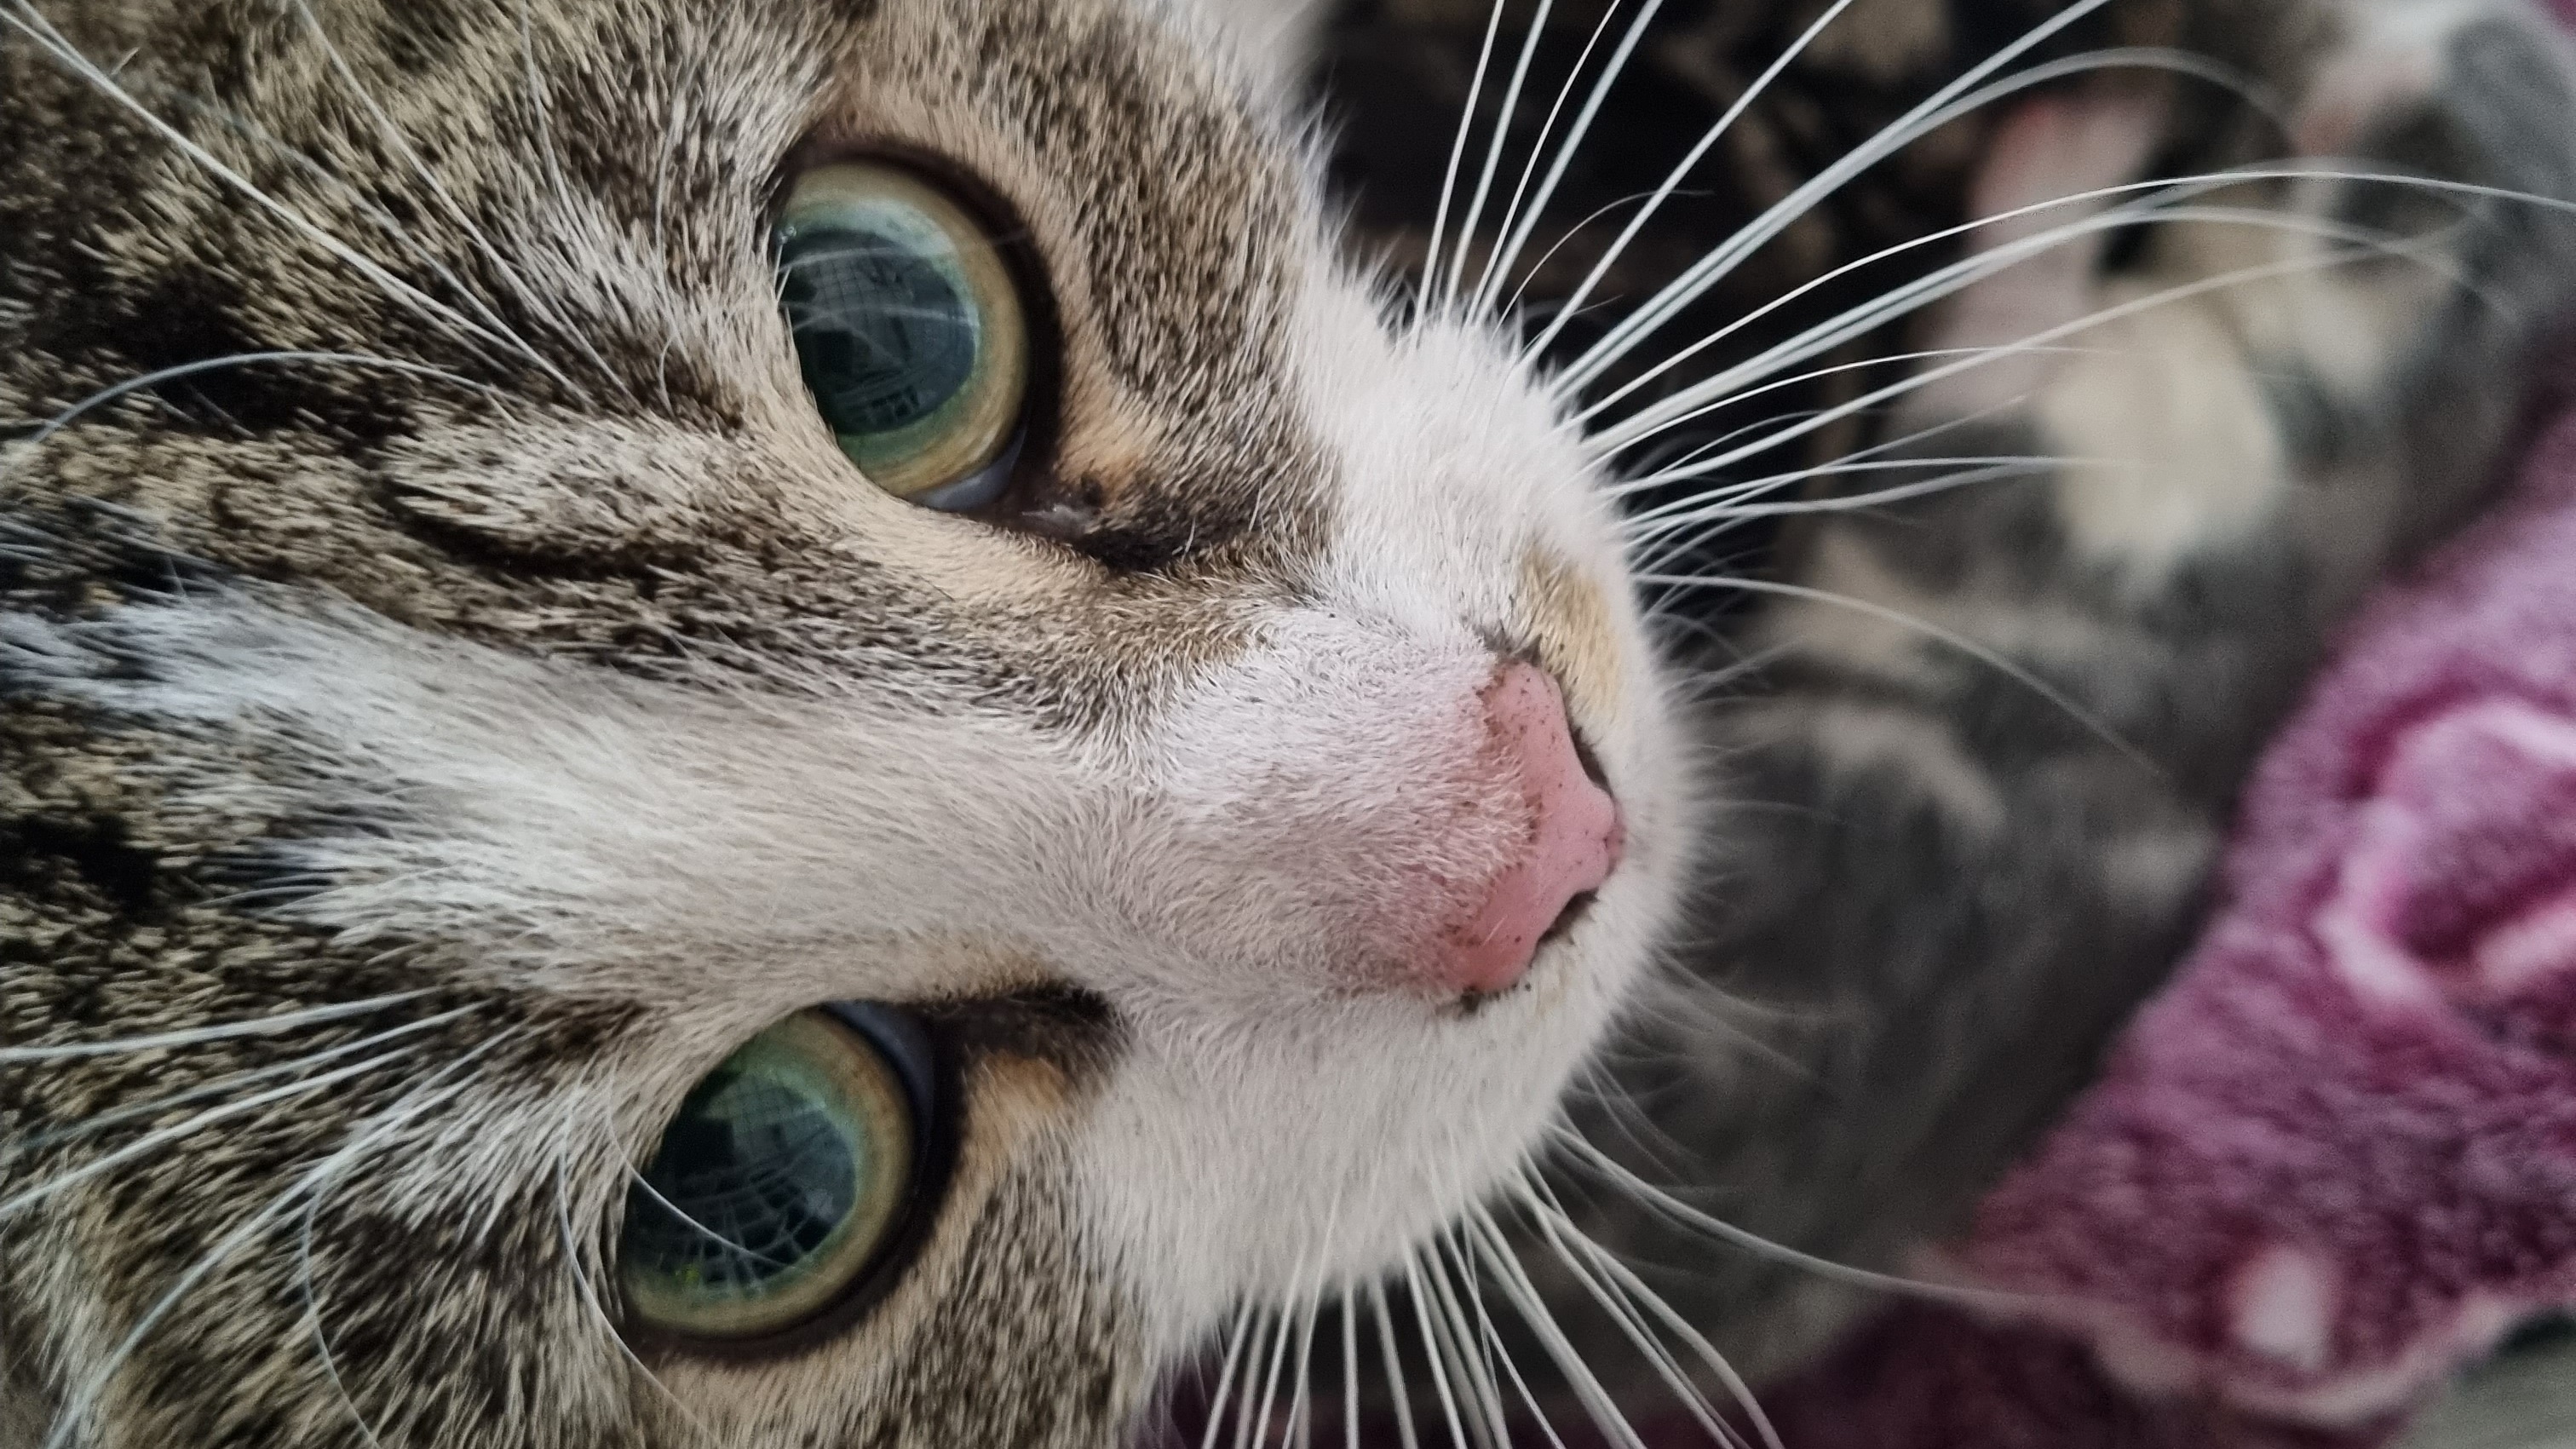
1762, 388, 2576, 1447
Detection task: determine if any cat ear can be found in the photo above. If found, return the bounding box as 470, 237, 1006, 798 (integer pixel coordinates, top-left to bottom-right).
1187, 0, 1334, 98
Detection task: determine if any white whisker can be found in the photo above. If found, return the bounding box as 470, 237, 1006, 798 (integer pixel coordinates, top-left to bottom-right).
1616, 404, 1840, 486
1464, 1199, 1647, 1449
1590, 193, 2473, 451
1341, 1291, 1361, 1449
1201, 1301, 1259, 1449
1628, 446, 2096, 530
1572, 178, 2211, 434
1517, 1182, 1743, 1449
1284, 1188, 1352, 1449
0, 992, 429, 1063
0, 1048, 425, 1222
1655, 351, 2109, 474
1553, 1130, 2027, 1313
1419, 1233, 1509, 1446
298, 1193, 391, 1449
1518, 0, 1862, 363
1469, 0, 1631, 317
1630, 451, 2146, 572
296, 1026, 532, 1449
286, 0, 612, 402
1563, 40, 2377, 400
1369, 1280, 1424, 1449
623, 1163, 797, 1270
1241, 1307, 1290, 1449
1445, 1226, 1568, 1449
42, 1029, 520, 1449
1601, 342, 2111, 509
1420, 0, 1512, 318
1662, 641, 1798, 702
3, 353, 495, 486
1504, 186, 1700, 320
1601, 232, 2432, 504
1482, 0, 1667, 325
554, 1096, 719, 1446
1552, 1225, 1783, 1449
1285, 1287, 1323, 1449
0, 4, 540, 379
140, 80, 557, 385
5, 1004, 484, 1156
1594, 193, 2210, 444
1636, 571, 2152, 765
1446, 0, 1555, 313
1626, 460, 2065, 578
1621, 396, 2055, 578
1584, 149, 2542, 434
1544, 0, 2148, 383
1403, 1250, 1475, 1449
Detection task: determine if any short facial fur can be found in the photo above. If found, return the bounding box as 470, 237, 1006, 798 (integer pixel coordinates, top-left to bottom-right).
0, 1, 1689, 1444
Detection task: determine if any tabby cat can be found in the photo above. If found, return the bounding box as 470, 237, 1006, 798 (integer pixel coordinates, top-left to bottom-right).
3, 0, 2573, 1446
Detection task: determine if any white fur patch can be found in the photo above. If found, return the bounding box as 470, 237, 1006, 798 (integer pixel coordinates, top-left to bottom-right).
2232, 1245, 2339, 1371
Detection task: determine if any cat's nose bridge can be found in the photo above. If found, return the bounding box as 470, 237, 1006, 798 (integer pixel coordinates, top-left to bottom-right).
1425, 662, 1624, 996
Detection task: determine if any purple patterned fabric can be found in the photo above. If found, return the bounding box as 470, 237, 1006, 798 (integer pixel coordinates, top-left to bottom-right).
1757, 392, 2576, 1447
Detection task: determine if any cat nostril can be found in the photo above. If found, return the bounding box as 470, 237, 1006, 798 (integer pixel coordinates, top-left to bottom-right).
1434, 664, 1625, 998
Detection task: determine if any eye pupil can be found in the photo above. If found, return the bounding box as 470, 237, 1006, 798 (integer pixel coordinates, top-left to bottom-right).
619, 1008, 927, 1342
782, 229, 980, 435
773, 163, 1031, 508
625, 1062, 868, 1297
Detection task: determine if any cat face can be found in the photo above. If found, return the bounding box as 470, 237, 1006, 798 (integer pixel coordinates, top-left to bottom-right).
0, 0, 1688, 1443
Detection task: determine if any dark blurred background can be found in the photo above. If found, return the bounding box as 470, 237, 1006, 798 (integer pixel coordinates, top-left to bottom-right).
1304, 0, 2222, 606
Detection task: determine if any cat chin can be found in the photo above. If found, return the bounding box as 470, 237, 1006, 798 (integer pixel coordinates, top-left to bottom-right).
1074, 871, 1681, 1350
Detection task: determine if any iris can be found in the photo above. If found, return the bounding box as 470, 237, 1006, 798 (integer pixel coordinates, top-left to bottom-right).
776, 163, 1030, 510
621, 1007, 930, 1341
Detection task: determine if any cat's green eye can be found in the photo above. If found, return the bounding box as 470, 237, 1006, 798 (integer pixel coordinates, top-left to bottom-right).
620, 1006, 931, 1343
776, 162, 1032, 510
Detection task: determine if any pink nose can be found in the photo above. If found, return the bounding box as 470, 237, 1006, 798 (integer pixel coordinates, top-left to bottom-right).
1436, 664, 1625, 996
